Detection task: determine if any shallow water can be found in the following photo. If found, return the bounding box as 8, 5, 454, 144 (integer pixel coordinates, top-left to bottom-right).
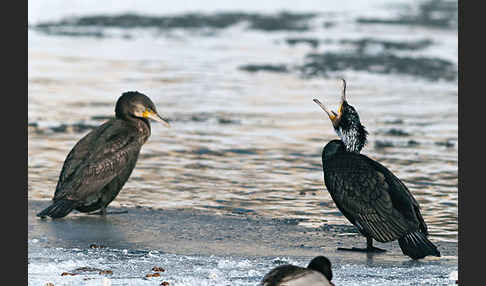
28, 0, 458, 241
28, 1, 457, 283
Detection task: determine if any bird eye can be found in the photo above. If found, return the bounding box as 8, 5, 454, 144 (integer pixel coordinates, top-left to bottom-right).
141, 108, 152, 118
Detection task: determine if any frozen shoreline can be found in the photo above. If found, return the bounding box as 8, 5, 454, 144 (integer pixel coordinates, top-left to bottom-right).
29, 200, 457, 260
28, 200, 457, 285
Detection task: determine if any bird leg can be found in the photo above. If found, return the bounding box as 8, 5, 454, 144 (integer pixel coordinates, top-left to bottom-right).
337, 237, 387, 253
88, 207, 128, 216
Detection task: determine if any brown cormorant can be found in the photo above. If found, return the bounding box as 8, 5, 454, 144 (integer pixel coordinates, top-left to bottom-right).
260, 256, 334, 286
313, 79, 440, 260
37, 91, 170, 219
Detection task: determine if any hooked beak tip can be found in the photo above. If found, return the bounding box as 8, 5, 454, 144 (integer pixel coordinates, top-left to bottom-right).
161, 121, 171, 128
339, 78, 347, 101
149, 112, 171, 128
159, 117, 171, 128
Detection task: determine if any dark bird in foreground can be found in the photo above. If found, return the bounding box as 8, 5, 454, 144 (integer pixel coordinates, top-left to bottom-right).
37, 91, 170, 219
261, 256, 334, 286
313, 79, 440, 260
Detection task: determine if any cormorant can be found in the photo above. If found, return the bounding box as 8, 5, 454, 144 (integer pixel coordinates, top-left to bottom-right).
313, 79, 440, 260
37, 91, 170, 219
260, 256, 334, 286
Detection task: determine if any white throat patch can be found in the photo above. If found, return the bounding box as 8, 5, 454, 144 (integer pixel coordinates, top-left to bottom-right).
337, 127, 361, 153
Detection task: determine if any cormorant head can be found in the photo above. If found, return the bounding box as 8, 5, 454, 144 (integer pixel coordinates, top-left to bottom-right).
313, 79, 368, 153
115, 91, 170, 127
307, 256, 333, 282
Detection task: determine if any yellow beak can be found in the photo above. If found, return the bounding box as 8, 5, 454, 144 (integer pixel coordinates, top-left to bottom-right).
313, 78, 347, 128
142, 109, 170, 127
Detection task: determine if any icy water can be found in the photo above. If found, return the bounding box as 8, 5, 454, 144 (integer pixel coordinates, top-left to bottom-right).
28, 0, 458, 284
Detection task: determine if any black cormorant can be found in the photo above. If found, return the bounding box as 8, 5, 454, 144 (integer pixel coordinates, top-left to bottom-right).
313, 79, 440, 260
260, 256, 334, 286
37, 91, 170, 219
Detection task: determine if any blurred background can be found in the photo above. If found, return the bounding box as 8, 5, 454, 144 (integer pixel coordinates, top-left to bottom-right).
28, 0, 457, 250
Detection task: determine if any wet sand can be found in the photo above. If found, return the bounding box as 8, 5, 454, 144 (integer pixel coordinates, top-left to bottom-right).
29, 200, 457, 265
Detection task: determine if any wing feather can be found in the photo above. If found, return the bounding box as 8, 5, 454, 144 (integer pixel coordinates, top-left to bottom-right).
323, 152, 418, 242
54, 119, 141, 202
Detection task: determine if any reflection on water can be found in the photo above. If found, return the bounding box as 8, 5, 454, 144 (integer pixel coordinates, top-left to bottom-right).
28, 0, 457, 243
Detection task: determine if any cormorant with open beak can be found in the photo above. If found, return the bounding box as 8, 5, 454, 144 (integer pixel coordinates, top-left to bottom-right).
37, 91, 170, 219
313, 79, 440, 260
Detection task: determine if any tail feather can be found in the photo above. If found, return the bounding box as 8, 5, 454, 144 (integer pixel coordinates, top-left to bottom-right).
398, 231, 440, 260
36, 199, 76, 219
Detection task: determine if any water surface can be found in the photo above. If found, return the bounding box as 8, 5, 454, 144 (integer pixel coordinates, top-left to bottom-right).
28, 1, 458, 284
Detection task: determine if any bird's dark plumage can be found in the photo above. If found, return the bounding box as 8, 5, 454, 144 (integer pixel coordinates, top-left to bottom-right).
261, 256, 334, 286
314, 79, 440, 259
37, 91, 170, 219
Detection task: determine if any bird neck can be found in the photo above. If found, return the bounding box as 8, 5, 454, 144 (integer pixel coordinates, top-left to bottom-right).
120, 115, 151, 140
137, 117, 151, 137
336, 127, 366, 153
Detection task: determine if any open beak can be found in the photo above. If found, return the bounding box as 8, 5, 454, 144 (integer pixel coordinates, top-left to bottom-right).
313, 78, 347, 128
143, 109, 171, 127
313, 98, 340, 128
